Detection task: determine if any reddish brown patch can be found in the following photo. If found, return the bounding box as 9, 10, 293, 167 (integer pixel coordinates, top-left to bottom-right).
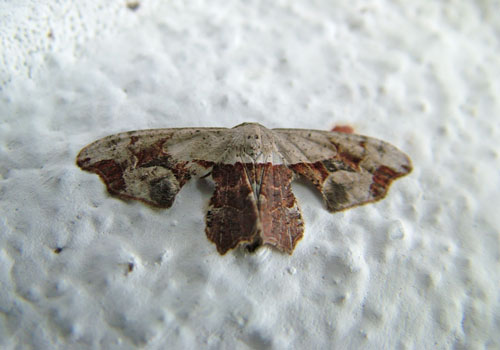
129, 136, 139, 145
330, 141, 363, 170
194, 159, 215, 169
138, 153, 192, 188
132, 139, 168, 167
338, 151, 362, 170
84, 159, 126, 192
206, 163, 303, 254
171, 160, 192, 187
332, 125, 354, 134
129, 138, 193, 188
290, 156, 361, 189
370, 165, 402, 197
290, 162, 329, 189
258, 164, 303, 252
206, 163, 260, 254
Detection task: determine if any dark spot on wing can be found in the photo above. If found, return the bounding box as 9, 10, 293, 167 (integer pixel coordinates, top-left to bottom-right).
149, 176, 179, 208
324, 180, 349, 211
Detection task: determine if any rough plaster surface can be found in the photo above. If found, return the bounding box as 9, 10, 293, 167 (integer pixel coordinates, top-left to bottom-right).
1, 1, 499, 349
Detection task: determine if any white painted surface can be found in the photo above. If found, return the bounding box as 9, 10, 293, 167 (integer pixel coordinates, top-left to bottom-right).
1, 1, 499, 349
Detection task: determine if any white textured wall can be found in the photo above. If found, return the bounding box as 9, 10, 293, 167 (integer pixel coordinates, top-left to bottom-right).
1, 1, 499, 349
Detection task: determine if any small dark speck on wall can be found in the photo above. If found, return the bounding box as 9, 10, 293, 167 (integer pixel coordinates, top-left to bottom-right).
126, 2, 140, 11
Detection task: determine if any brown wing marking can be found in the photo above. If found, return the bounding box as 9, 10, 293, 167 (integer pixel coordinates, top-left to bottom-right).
257, 163, 304, 253
77, 136, 213, 208
290, 140, 412, 212
205, 163, 260, 254
206, 163, 304, 254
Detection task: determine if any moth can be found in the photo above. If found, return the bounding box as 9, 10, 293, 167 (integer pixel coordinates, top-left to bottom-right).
77, 123, 412, 255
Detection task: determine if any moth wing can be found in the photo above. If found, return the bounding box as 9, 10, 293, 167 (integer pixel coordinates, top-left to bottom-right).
76, 127, 227, 208
272, 128, 412, 212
